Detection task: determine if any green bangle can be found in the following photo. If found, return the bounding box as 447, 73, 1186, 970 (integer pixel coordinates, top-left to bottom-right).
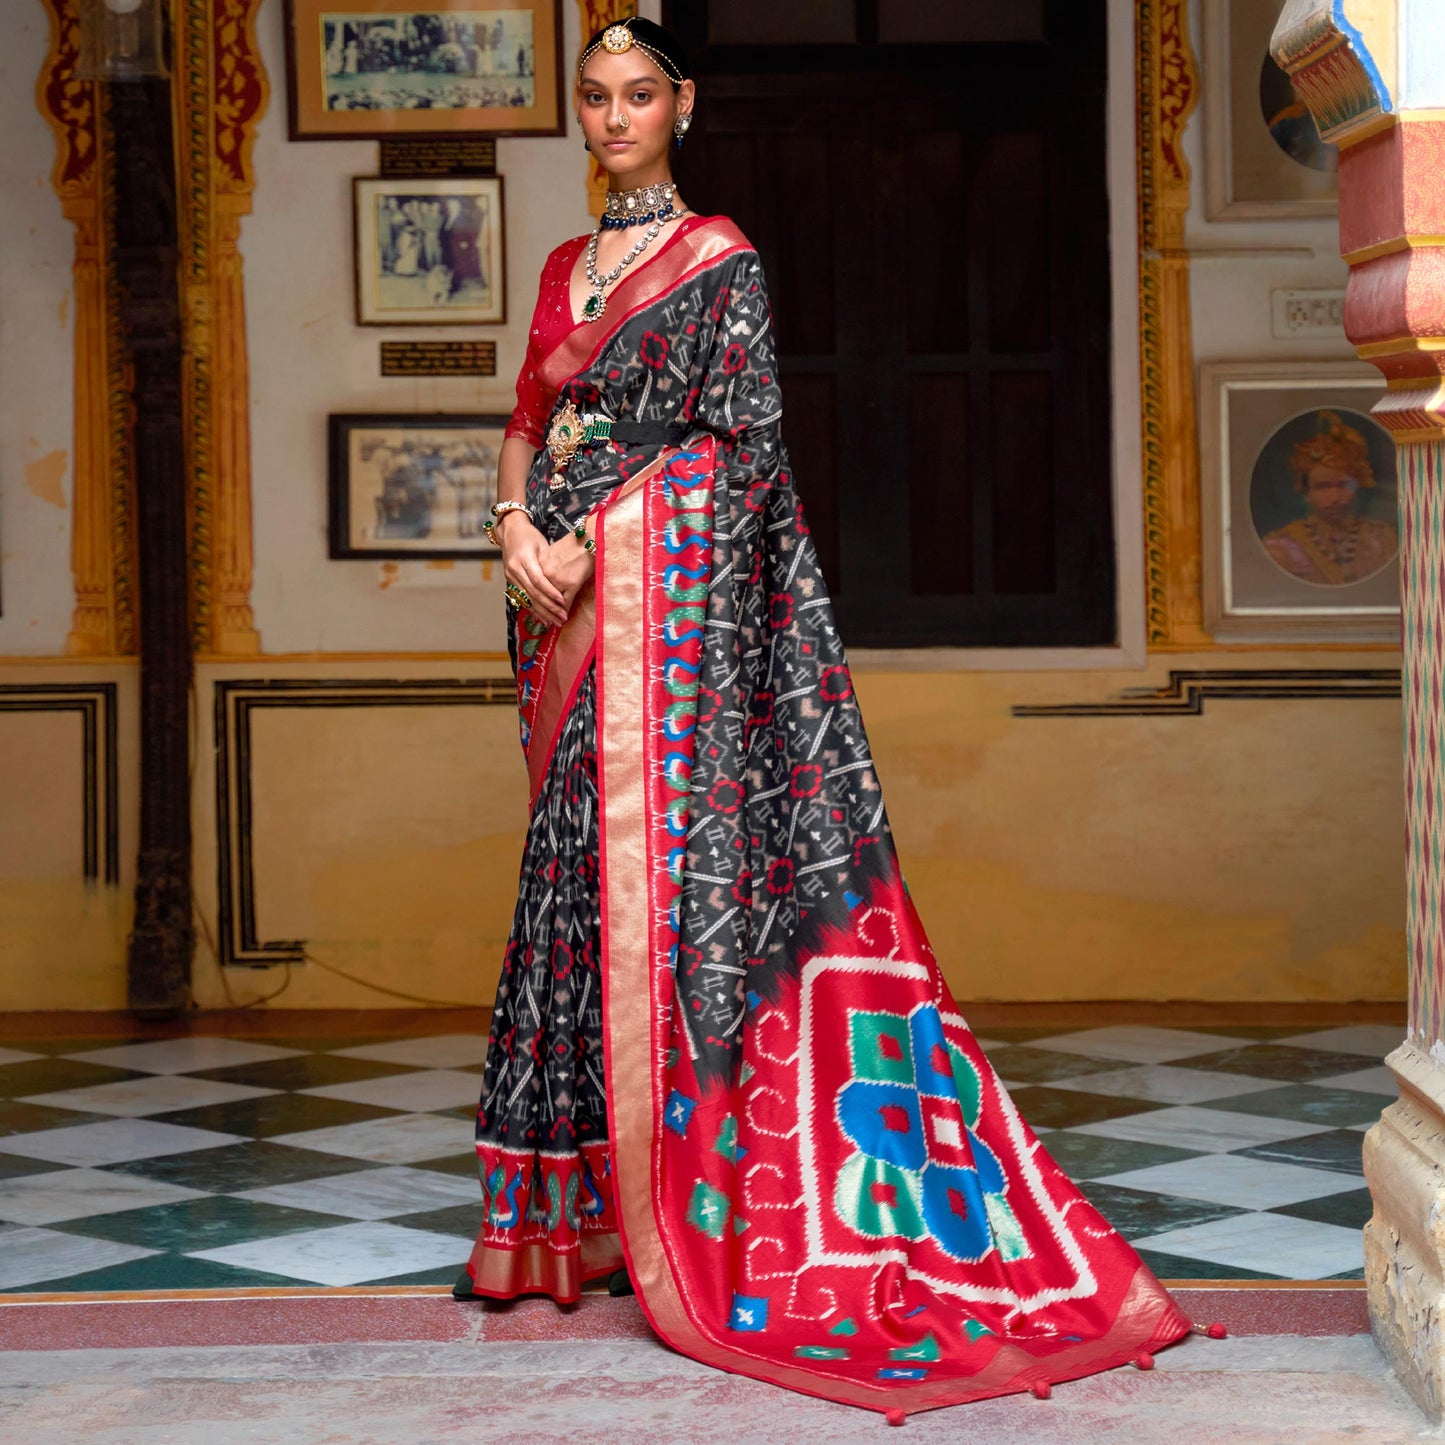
573, 521, 596, 554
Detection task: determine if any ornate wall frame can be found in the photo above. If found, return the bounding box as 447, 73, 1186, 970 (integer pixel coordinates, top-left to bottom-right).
1137, 0, 1207, 649
35, 0, 1203, 658
37, 0, 268, 658
177, 0, 268, 655
36, 0, 136, 658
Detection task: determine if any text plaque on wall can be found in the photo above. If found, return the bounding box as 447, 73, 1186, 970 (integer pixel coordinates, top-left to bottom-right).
380, 341, 498, 377
379, 138, 498, 178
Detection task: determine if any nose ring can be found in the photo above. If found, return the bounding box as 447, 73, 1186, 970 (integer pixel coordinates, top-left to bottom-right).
616, 112, 630, 130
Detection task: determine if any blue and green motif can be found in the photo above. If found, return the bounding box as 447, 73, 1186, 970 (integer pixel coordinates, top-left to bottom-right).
833, 1004, 1031, 1264
651, 452, 714, 965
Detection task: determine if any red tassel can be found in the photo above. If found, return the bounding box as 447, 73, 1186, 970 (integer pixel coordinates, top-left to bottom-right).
1207, 1322, 1228, 1339
1134, 1351, 1154, 1370
885, 1408, 907, 1426
1031, 1381, 1052, 1400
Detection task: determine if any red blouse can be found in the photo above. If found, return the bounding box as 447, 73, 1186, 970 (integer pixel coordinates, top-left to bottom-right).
504, 235, 589, 449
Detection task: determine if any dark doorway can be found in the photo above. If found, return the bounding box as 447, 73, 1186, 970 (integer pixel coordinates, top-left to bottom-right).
666, 0, 1114, 647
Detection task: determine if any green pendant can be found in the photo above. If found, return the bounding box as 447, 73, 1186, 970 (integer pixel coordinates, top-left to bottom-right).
583, 291, 605, 320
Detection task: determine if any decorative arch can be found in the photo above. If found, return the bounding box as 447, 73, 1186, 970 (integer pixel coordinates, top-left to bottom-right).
36, 0, 268, 658
36, 0, 136, 657
1137, 0, 1205, 648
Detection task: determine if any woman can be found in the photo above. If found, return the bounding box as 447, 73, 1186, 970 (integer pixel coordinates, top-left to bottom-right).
460, 18, 1194, 1418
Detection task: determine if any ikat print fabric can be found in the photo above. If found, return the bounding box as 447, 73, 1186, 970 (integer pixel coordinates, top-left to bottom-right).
465, 216, 1192, 1415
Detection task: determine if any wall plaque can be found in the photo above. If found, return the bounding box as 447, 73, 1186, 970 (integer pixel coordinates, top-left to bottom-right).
379, 138, 497, 177
380, 341, 498, 377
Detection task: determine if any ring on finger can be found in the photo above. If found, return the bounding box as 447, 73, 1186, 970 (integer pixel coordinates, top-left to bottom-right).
505, 581, 533, 610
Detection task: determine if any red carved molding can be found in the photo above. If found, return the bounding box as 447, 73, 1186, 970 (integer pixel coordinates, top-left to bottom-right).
213, 0, 268, 194
1156, 0, 1195, 187
35, 0, 97, 200
1345, 250, 1445, 368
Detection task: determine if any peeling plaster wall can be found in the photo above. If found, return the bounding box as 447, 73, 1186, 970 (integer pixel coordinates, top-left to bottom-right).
0, 6, 76, 656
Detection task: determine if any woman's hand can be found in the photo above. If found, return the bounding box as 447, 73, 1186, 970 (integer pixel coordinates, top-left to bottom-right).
540, 533, 597, 618
500, 515, 569, 628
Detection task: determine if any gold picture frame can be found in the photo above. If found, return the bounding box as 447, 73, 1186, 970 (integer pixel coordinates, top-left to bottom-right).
284, 0, 564, 140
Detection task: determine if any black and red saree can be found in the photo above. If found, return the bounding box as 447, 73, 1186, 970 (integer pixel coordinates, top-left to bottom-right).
463, 215, 1192, 1416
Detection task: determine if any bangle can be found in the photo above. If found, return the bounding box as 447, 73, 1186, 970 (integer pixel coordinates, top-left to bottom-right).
483, 500, 531, 544
572, 520, 596, 555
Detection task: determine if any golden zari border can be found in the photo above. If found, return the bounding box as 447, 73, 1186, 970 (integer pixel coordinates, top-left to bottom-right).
465, 1231, 624, 1300
525, 582, 596, 804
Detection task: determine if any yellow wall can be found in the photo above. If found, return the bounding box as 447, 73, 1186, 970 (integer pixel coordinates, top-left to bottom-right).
0, 664, 137, 1011
3, 651, 1403, 1012
863, 660, 1403, 1002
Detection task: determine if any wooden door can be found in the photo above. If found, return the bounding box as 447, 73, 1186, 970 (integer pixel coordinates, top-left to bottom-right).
668, 0, 1114, 647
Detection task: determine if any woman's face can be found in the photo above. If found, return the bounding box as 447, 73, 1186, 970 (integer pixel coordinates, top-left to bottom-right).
576, 47, 693, 186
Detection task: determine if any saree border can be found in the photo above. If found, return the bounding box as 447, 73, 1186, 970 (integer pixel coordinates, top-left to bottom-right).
521, 448, 674, 799
537, 216, 753, 396
523, 585, 596, 806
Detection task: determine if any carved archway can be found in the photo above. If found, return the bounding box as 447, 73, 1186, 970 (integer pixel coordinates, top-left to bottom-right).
37, 0, 267, 658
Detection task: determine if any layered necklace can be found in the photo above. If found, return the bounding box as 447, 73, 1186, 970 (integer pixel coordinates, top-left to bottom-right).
581, 182, 684, 322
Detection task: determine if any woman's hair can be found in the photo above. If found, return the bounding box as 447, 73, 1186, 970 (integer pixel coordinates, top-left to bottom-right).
577, 17, 689, 89
1289, 409, 1376, 490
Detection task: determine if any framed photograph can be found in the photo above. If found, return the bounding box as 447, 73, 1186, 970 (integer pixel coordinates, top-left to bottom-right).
328, 413, 509, 559
355, 176, 505, 325
285, 0, 564, 140
1204, 0, 1339, 220
1201, 363, 1399, 643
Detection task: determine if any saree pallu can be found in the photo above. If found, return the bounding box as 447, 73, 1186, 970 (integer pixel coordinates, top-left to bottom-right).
467, 216, 1192, 1415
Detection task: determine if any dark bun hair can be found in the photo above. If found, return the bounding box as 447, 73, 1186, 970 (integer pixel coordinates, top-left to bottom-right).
578, 17, 689, 88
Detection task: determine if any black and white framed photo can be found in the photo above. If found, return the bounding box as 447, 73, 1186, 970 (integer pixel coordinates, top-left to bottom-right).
285, 0, 565, 140
355, 176, 505, 325
328, 413, 509, 559
1201, 363, 1399, 642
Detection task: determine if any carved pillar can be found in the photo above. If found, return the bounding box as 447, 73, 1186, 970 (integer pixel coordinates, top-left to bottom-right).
1138, 1, 1207, 648
578, 0, 637, 218
111, 69, 195, 1014
36, 0, 137, 657
178, 0, 268, 655
1273, 0, 1443, 1420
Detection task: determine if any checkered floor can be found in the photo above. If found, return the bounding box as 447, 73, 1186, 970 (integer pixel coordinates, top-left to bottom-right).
0, 1023, 1395, 1293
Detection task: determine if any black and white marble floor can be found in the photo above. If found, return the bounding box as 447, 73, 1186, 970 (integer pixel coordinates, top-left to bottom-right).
0, 1023, 1395, 1292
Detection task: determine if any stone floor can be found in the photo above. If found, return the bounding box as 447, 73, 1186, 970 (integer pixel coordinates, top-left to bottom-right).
0, 1023, 1395, 1291
0, 1289, 1432, 1442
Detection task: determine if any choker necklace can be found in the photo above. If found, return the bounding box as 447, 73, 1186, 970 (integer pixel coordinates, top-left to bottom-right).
601, 182, 677, 231
582, 200, 685, 321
